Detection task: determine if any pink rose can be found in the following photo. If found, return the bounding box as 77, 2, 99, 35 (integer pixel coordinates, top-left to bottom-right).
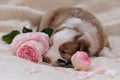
71, 51, 91, 71
10, 32, 49, 63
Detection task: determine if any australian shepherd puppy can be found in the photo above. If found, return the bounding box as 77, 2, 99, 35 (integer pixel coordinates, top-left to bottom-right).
37, 7, 111, 66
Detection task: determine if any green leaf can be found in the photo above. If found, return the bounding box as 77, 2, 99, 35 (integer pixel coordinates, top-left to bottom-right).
22, 27, 32, 33
41, 28, 54, 37
2, 30, 20, 44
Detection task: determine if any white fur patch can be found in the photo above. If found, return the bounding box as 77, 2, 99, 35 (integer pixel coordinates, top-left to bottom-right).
45, 29, 77, 65
61, 18, 96, 33
61, 18, 82, 28
53, 29, 77, 46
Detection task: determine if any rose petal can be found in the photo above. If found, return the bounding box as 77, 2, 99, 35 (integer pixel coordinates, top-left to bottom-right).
92, 66, 106, 74
117, 58, 120, 62
105, 69, 118, 77
10, 32, 49, 55
54, 67, 68, 73
17, 42, 41, 63
75, 71, 95, 79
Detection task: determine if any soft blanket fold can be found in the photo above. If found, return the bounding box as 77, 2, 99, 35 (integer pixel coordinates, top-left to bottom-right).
0, 0, 120, 80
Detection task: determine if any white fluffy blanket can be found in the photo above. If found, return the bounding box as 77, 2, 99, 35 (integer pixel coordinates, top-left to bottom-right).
0, 0, 120, 80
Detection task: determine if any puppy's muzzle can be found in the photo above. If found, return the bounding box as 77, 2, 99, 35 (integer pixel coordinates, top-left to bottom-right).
43, 55, 51, 63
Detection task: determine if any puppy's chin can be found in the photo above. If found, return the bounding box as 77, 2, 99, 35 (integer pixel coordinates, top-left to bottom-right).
43, 46, 63, 67
43, 56, 59, 66
51, 62, 59, 67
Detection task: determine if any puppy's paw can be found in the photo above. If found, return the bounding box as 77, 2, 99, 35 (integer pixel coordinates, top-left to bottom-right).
99, 47, 114, 58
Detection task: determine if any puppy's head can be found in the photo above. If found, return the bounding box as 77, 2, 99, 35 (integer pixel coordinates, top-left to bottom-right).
43, 28, 90, 66
59, 36, 90, 61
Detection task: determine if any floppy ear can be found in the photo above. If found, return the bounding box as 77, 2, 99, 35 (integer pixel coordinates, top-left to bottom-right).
37, 10, 57, 31
76, 35, 90, 54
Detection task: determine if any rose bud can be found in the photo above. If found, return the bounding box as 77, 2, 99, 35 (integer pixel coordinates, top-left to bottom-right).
71, 51, 91, 71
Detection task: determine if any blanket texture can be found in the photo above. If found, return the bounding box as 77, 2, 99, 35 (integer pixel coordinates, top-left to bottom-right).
0, 0, 120, 80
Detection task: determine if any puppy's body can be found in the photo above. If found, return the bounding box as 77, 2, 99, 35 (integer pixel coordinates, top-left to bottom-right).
38, 7, 110, 66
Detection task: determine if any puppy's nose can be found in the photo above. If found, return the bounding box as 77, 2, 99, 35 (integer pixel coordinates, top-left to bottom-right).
43, 56, 51, 63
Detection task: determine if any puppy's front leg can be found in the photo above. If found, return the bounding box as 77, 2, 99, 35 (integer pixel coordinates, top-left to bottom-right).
37, 10, 57, 31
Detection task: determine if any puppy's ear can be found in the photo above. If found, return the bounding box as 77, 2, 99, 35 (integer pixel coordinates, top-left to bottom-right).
37, 10, 57, 31
76, 35, 90, 54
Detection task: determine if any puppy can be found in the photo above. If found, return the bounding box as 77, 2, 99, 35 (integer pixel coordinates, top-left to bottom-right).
37, 7, 111, 66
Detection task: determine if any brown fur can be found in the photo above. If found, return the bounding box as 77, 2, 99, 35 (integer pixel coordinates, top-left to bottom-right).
38, 7, 110, 61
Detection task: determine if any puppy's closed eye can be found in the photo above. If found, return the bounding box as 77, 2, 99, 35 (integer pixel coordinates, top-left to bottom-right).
59, 41, 80, 60
60, 49, 67, 54
59, 48, 71, 60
